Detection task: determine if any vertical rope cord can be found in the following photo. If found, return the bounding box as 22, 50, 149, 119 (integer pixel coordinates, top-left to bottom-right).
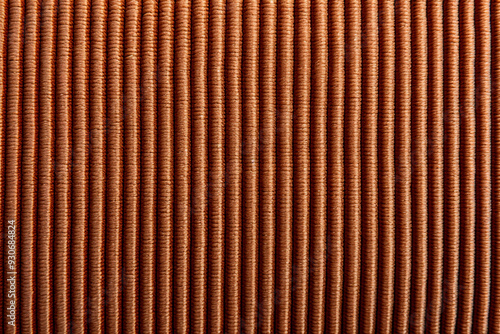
173, 1, 191, 332
309, 0, 328, 331
241, 0, 259, 331
343, 0, 361, 331
190, 0, 208, 331
224, 1, 242, 332
492, 1, 500, 331
207, 0, 225, 331
0, 2, 8, 333
37, 1, 57, 331
360, 0, 378, 331
20, 1, 38, 331
139, 0, 157, 331
123, 1, 141, 332
88, 1, 107, 331
473, 0, 492, 331
259, 1, 276, 332
4, 1, 23, 332
105, 0, 124, 331
410, 0, 428, 332
276, 2, 294, 332
394, 0, 412, 331
54, 1, 72, 331
157, 0, 174, 332
427, 0, 444, 327
443, 0, 461, 332
458, 1, 476, 331
292, 1, 311, 332
376, 0, 395, 331
326, 0, 344, 332
71, 0, 90, 332
426, 0, 444, 332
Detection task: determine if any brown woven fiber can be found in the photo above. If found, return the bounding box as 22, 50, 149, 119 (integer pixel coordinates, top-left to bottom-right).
2, 0, 500, 332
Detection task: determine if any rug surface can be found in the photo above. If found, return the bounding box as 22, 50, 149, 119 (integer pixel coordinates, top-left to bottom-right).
0, 0, 499, 332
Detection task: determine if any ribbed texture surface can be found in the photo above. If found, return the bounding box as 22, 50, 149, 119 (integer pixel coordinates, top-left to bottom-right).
1, 1, 500, 333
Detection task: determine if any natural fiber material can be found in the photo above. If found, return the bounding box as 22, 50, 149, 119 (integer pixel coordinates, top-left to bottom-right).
1, 0, 500, 332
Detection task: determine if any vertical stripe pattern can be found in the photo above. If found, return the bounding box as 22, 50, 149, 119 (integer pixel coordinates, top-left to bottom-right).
0, 1, 499, 333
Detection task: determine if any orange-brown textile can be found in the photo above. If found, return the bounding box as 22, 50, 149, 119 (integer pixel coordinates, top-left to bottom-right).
2, 1, 500, 333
